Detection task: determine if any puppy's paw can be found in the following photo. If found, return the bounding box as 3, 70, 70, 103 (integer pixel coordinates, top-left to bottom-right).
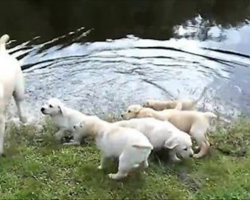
193, 153, 203, 159
170, 156, 181, 163
143, 160, 149, 169
108, 173, 119, 180
97, 165, 103, 170
108, 173, 127, 180
63, 141, 80, 146
8, 118, 22, 127
63, 142, 74, 146
20, 116, 28, 124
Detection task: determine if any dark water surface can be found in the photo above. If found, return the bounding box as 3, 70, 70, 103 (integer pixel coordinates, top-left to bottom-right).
2, 0, 250, 120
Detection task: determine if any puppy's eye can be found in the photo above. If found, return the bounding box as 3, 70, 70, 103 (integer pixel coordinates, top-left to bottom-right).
49, 105, 53, 108
128, 110, 131, 113
183, 148, 188, 151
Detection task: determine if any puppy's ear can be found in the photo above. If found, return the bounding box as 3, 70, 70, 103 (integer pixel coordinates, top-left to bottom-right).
79, 120, 86, 128
142, 100, 150, 107
134, 106, 143, 114
58, 104, 67, 116
164, 136, 178, 149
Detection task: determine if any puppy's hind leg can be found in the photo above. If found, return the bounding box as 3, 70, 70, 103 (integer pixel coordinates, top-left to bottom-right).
169, 150, 181, 162
108, 152, 129, 180
13, 73, 27, 124
0, 114, 6, 156
190, 123, 210, 159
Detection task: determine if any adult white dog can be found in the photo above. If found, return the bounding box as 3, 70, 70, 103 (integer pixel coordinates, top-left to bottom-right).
0, 34, 27, 155
73, 116, 153, 180
114, 118, 194, 162
41, 98, 86, 143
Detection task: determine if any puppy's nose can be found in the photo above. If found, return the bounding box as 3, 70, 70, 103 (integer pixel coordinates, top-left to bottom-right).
41, 108, 45, 112
121, 114, 123, 118
73, 125, 76, 129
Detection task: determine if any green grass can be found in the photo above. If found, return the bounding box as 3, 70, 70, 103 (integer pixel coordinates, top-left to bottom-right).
1, 116, 250, 200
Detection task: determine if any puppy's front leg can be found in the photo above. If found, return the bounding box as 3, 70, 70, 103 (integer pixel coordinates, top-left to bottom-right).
55, 129, 65, 142
13, 82, 27, 124
63, 140, 81, 146
108, 171, 128, 180
169, 151, 181, 162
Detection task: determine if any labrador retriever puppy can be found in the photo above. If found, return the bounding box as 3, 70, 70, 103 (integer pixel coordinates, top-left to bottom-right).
73, 116, 153, 180
114, 118, 194, 162
41, 98, 87, 143
0, 34, 27, 155
143, 87, 207, 111
121, 105, 217, 158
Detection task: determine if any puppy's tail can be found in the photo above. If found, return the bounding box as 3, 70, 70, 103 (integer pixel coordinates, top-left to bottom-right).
132, 143, 153, 150
204, 112, 217, 119
0, 34, 10, 52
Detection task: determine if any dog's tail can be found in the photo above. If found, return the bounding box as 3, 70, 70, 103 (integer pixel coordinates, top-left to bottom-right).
204, 112, 217, 119
0, 34, 10, 52
194, 87, 208, 104
132, 143, 153, 150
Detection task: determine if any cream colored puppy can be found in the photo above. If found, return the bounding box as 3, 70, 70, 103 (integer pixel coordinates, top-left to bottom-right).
73, 116, 153, 180
143, 87, 207, 111
114, 118, 194, 162
41, 98, 87, 143
121, 105, 217, 158
0, 34, 27, 155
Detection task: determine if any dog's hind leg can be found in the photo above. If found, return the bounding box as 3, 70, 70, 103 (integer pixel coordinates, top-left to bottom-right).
0, 114, 6, 156
13, 73, 27, 124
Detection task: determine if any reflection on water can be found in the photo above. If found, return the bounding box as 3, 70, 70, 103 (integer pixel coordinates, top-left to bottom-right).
2, 0, 250, 120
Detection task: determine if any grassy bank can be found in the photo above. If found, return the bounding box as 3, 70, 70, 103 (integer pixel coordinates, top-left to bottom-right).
0, 117, 250, 199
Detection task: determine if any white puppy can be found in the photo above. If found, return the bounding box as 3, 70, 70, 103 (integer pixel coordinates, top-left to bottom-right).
0, 34, 27, 155
122, 105, 217, 158
114, 118, 193, 162
73, 116, 153, 180
41, 98, 86, 144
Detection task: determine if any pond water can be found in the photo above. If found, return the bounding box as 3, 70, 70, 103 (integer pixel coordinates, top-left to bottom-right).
2, 0, 250, 120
